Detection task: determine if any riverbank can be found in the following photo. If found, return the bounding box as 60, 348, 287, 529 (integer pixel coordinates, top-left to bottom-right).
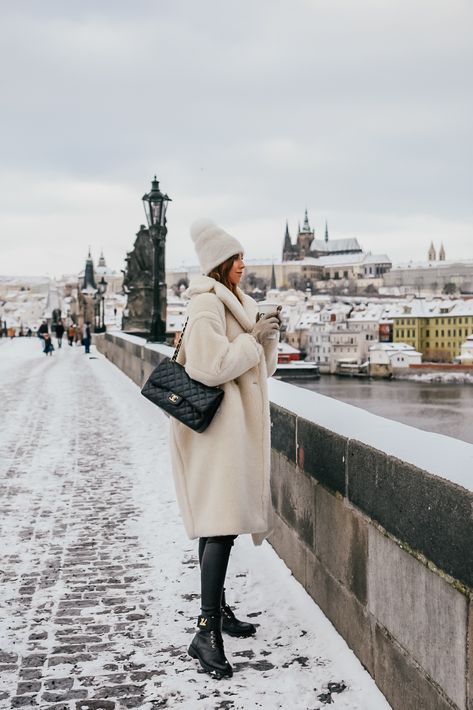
396, 371, 473, 384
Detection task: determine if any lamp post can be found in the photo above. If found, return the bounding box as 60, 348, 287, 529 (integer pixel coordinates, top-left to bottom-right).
93, 292, 100, 332
98, 276, 108, 332
142, 176, 172, 342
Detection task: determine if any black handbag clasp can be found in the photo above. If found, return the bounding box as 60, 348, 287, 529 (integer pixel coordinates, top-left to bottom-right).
168, 392, 181, 405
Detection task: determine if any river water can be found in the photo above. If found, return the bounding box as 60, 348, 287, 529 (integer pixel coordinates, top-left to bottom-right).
292, 377, 473, 445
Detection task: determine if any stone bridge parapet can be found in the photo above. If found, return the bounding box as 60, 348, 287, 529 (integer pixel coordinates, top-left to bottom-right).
95, 331, 473, 710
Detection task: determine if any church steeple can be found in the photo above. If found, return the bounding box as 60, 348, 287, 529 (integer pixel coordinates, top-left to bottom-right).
428, 241, 436, 262
282, 220, 293, 261
270, 262, 277, 290
325, 221, 329, 243
302, 209, 311, 233
439, 243, 446, 261
82, 248, 97, 291
98, 249, 106, 268
284, 220, 291, 248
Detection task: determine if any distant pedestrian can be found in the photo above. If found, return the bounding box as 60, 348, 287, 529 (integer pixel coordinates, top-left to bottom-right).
83, 322, 91, 354
37, 321, 48, 341
55, 320, 65, 348
67, 324, 75, 346
7, 326, 15, 339
26, 328, 32, 337
43, 333, 54, 356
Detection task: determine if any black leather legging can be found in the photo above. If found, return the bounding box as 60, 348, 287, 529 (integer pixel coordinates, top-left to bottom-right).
198, 535, 237, 617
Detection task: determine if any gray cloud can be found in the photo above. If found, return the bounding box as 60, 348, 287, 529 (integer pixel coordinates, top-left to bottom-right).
0, 0, 472, 275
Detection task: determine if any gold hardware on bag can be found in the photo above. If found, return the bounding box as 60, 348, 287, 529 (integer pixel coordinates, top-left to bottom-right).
168, 393, 180, 403
199, 617, 207, 627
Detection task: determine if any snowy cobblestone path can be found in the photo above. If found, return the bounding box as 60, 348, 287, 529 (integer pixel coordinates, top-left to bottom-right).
0, 339, 391, 710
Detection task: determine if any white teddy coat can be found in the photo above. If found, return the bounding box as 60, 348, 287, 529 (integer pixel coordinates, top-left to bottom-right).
169, 276, 278, 546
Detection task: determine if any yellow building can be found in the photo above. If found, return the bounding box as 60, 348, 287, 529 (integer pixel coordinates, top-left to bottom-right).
392, 301, 473, 362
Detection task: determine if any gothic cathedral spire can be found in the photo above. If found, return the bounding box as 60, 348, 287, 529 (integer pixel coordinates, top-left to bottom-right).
302, 208, 311, 233
270, 262, 277, 290
282, 220, 293, 261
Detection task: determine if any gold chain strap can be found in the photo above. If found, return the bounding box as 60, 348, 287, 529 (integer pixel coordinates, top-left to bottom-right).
171, 317, 189, 362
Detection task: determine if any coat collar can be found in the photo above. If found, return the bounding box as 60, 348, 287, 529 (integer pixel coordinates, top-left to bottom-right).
185, 276, 256, 332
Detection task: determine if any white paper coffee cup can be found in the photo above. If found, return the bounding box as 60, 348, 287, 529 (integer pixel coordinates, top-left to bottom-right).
258, 302, 279, 317
258, 302, 280, 339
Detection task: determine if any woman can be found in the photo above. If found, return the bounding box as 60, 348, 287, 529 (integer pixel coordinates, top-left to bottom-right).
170, 219, 280, 679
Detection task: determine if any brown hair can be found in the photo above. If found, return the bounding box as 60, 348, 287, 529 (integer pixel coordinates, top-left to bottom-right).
208, 254, 243, 303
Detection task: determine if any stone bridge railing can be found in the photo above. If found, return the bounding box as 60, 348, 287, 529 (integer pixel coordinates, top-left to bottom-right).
95, 331, 473, 710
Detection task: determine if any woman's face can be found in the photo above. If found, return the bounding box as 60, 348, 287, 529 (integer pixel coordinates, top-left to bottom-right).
228, 254, 245, 286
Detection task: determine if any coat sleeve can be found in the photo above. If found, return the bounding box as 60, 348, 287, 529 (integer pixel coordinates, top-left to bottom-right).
262, 336, 279, 377
184, 310, 263, 387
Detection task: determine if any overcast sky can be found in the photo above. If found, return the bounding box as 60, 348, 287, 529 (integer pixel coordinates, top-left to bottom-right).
1, 0, 472, 277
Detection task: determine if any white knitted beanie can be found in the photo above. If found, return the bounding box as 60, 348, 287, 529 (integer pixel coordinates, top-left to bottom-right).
190, 218, 244, 275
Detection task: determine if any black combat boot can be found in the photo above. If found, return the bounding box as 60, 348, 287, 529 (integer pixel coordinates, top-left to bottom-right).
221, 602, 257, 638
188, 614, 233, 679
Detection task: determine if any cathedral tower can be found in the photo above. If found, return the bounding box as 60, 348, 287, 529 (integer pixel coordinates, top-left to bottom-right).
296, 209, 314, 257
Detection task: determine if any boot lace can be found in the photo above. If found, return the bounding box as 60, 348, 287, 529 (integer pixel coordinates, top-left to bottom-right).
222, 603, 235, 620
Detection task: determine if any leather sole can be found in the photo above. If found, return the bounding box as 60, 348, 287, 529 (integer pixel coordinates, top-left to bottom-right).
222, 626, 257, 638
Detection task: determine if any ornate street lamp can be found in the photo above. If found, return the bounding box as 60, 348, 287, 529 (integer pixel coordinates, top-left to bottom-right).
142, 176, 172, 342
93, 292, 100, 332
98, 276, 108, 332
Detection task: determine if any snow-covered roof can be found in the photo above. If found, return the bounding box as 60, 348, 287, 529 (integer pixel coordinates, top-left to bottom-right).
310, 238, 363, 253
349, 304, 392, 321
388, 298, 473, 319
0, 275, 50, 285
369, 342, 421, 353
363, 253, 392, 265
278, 342, 301, 354
278, 252, 391, 268
390, 259, 473, 271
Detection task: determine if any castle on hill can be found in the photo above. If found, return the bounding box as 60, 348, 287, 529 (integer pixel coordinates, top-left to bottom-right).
282, 210, 363, 261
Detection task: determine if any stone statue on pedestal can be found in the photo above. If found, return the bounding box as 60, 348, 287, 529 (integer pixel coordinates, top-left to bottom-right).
122, 226, 154, 333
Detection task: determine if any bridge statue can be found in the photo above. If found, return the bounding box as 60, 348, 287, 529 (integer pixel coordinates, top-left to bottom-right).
122, 225, 154, 333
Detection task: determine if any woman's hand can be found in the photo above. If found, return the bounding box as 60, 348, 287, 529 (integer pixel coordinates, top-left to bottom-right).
251, 315, 280, 343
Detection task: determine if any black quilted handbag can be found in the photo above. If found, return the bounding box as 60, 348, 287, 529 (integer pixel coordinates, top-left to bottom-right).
140, 319, 224, 433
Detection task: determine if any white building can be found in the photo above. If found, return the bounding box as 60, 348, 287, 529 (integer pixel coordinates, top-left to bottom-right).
456, 335, 473, 365
369, 342, 422, 371
308, 321, 369, 374
316, 252, 391, 281
382, 259, 473, 295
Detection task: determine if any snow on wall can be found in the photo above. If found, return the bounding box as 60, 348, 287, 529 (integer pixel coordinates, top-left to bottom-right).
268, 378, 473, 494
